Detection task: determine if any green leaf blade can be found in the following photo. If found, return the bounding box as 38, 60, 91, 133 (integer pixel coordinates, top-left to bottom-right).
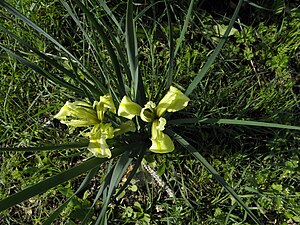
167, 129, 263, 225
185, 0, 244, 96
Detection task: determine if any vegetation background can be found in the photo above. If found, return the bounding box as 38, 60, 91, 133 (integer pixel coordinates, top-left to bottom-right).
0, 0, 299, 224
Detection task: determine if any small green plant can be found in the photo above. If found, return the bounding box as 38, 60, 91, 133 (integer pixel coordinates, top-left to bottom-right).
0, 0, 299, 224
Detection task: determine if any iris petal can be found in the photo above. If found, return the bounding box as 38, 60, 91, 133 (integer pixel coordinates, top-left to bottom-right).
140, 101, 156, 122
54, 101, 99, 127
149, 119, 174, 153
156, 86, 190, 117
88, 123, 114, 158
94, 95, 116, 121
118, 96, 142, 119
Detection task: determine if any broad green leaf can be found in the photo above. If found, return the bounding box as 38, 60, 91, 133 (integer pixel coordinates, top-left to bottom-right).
167, 129, 263, 225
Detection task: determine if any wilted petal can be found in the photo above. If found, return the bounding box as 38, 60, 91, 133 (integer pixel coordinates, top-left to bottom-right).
156, 86, 190, 117
88, 123, 114, 158
54, 101, 99, 127
140, 101, 156, 122
118, 96, 142, 120
149, 119, 174, 153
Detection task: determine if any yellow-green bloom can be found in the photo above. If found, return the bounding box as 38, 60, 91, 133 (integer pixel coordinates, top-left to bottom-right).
54, 101, 99, 127
149, 118, 174, 153
118, 96, 142, 120
54, 95, 119, 158
88, 123, 114, 158
140, 86, 190, 153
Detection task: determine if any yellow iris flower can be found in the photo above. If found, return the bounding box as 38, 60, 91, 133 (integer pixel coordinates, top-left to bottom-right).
118, 86, 190, 153
144, 86, 189, 153
54, 95, 135, 158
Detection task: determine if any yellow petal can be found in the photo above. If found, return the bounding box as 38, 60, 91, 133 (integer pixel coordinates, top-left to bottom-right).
149, 119, 174, 153
100, 95, 116, 114
54, 101, 99, 127
94, 95, 116, 121
151, 118, 166, 139
118, 96, 142, 120
88, 123, 114, 158
140, 101, 156, 122
54, 102, 72, 120
149, 135, 174, 153
156, 86, 190, 117
88, 136, 112, 158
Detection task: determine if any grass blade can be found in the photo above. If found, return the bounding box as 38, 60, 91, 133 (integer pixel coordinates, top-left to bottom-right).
244, 0, 273, 11
0, 141, 89, 152
0, 46, 85, 95
0, 24, 102, 97
0, 144, 129, 212
59, 0, 109, 94
164, 0, 175, 89
0, 158, 103, 212
185, 0, 244, 96
72, 0, 126, 97
96, 0, 123, 32
81, 144, 143, 224
167, 129, 263, 225
174, 0, 195, 58
169, 118, 300, 130
96, 150, 133, 223
42, 167, 99, 225
114, 147, 146, 198
0, 1, 87, 71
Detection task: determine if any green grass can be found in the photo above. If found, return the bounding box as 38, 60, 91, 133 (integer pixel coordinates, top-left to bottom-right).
0, 0, 299, 224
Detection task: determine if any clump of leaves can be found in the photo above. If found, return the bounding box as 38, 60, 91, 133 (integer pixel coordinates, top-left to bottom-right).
0, 0, 299, 224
